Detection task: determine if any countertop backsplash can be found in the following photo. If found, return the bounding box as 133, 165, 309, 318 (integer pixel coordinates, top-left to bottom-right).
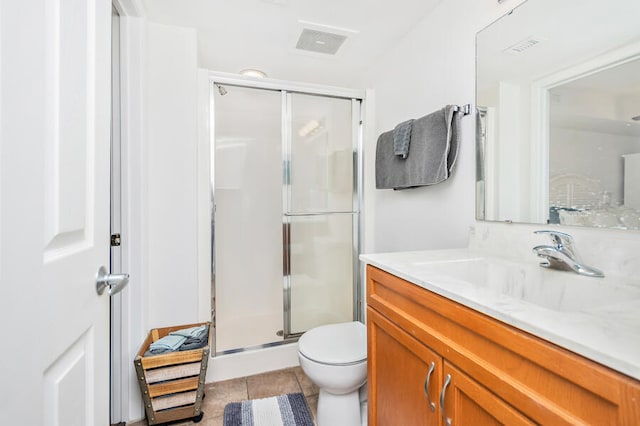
469, 221, 640, 281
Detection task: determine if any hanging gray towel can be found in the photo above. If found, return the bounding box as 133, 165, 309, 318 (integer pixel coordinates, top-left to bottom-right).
393, 119, 414, 158
375, 105, 462, 189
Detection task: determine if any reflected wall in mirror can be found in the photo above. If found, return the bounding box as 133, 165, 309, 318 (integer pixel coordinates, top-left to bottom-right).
476, 0, 640, 229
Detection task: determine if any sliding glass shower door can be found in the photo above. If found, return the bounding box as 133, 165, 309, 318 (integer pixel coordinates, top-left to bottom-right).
213, 83, 361, 353
285, 93, 357, 335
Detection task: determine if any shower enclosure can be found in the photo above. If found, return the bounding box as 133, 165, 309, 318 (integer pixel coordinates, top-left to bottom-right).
210, 76, 363, 354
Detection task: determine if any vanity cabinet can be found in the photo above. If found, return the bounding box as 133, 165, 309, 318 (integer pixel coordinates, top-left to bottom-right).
369, 308, 532, 425
368, 307, 442, 425
366, 265, 640, 425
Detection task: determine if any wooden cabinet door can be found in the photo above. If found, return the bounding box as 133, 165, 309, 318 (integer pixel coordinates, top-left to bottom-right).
368, 308, 442, 426
441, 361, 535, 426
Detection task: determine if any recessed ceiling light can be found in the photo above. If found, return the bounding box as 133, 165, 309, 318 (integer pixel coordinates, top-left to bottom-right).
239, 68, 267, 78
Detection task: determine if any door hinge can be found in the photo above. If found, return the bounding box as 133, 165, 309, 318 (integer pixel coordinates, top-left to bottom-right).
111, 233, 121, 247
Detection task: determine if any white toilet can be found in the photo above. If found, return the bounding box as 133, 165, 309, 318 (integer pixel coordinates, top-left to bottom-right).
298, 321, 367, 426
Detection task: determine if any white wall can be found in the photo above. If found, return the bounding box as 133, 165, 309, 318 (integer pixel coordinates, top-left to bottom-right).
550, 127, 640, 207
119, 15, 146, 423
496, 81, 533, 221
361, 0, 523, 253
478, 80, 535, 222
144, 22, 200, 328
551, 86, 640, 123
121, 19, 201, 422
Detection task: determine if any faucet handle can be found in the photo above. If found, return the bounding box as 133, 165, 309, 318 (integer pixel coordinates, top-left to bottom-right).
534, 230, 578, 257
534, 230, 573, 247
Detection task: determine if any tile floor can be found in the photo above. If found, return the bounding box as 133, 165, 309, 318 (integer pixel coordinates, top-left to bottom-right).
128, 366, 319, 426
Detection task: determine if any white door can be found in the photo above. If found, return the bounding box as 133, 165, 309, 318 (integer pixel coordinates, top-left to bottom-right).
0, 1, 113, 424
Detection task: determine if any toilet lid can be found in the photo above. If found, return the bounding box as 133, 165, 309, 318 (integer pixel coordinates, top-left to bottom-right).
298, 321, 367, 365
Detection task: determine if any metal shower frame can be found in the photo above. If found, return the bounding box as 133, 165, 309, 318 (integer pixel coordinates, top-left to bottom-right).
208, 71, 365, 354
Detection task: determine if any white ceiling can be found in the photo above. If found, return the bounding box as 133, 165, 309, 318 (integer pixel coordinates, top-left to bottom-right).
140, 0, 444, 86
560, 59, 640, 96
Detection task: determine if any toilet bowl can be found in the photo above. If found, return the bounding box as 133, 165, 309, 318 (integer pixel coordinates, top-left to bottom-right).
298, 321, 367, 426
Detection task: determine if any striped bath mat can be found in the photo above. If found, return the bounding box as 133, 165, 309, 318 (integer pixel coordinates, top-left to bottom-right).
223, 392, 314, 426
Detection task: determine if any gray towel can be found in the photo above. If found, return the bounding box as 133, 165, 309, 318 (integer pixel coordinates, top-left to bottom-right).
146, 334, 187, 355
178, 325, 209, 351
393, 119, 414, 159
169, 325, 208, 338
375, 105, 462, 189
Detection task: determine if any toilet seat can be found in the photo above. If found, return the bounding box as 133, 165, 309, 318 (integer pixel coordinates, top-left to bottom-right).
298, 321, 366, 366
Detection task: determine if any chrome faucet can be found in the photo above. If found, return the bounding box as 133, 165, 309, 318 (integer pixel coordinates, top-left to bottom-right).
532, 230, 605, 278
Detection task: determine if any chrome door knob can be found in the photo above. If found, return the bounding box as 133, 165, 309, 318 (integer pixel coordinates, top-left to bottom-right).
95, 265, 130, 296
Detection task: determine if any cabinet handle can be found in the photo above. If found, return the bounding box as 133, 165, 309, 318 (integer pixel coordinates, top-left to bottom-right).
423, 361, 436, 412
439, 374, 452, 426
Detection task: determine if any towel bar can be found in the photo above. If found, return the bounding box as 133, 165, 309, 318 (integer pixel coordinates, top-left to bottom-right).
453, 104, 472, 115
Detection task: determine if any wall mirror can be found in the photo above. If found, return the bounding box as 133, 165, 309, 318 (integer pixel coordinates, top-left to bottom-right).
476, 0, 640, 229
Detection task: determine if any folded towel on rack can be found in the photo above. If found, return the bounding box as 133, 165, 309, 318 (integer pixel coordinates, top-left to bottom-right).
178, 325, 209, 351
146, 334, 187, 355
169, 325, 208, 338
393, 119, 414, 158
375, 105, 463, 189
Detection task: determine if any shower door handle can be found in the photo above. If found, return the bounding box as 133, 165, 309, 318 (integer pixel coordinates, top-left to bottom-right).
95, 266, 130, 296
282, 222, 291, 276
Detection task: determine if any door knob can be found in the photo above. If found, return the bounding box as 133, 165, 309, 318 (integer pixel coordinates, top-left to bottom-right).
96, 265, 130, 296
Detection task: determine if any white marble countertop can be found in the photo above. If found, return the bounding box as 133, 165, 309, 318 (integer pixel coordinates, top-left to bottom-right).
361, 248, 640, 381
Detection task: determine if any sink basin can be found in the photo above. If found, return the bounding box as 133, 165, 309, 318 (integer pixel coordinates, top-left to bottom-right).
406, 257, 640, 312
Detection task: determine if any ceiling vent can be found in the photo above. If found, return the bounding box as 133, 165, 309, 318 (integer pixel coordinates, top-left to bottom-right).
295, 29, 347, 55
503, 36, 546, 55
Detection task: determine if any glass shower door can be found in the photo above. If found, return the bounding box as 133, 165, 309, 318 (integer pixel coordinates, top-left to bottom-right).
214, 86, 284, 352
285, 93, 358, 335
213, 84, 361, 351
